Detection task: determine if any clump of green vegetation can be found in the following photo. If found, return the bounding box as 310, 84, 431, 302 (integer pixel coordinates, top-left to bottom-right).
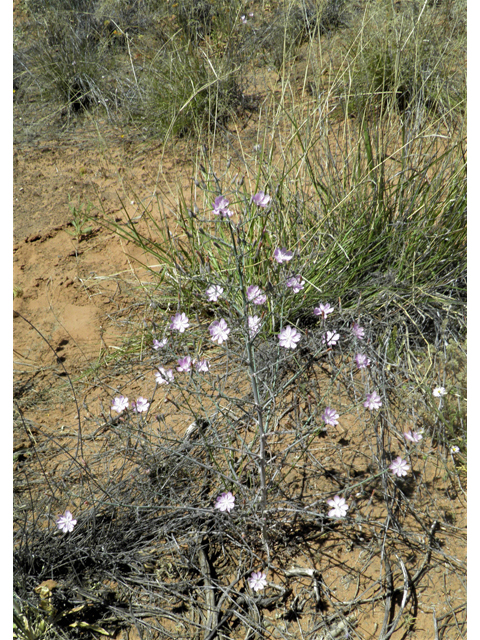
66, 195, 93, 239
136, 39, 249, 138
346, 0, 466, 119
256, 0, 349, 69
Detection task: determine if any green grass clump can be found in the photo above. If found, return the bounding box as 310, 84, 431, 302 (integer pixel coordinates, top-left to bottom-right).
137, 40, 247, 138
255, 0, 349, 69
98, 113, 466, 356
345, 0, 466, 119
21, 0, 123, 116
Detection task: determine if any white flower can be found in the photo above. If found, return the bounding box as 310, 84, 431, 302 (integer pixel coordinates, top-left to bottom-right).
273, 247, 294, 263
285, 275, 305, 294
209, 319, 230, 344
213, 196, 233, 217
351, 323, 365, 339
322, 331, 340, 347
170, 312, 190, 333
214, 491, 235, 513
155, 367, 174, 385
112, 395, 129, 413
327, 495, 349, 518
404, 430, 422, 443
247, 285, 267, 305
248, 315, 262, 338
364, 391, 382, 411
278, 325, 301, 349
56, 510, 77, 533
355, 353, 371, 369
433, 386, 447, 397
321, 407, 339, 426
313, 302, 334, 319
132, 397, 150, 413
389, 456, 410, 477
206, 285, 224, 302
450, 445, 460, 454
194, 359, 210, 372
248, 571, 267, 592
177, 356, 192, 373
252, 191, 271, 207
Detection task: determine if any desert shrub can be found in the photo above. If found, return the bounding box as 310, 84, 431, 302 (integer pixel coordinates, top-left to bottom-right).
172, 0, 250, 45
29, 25, 118, 114
256, 0, 348, 69
175, 0, 217, 43
134, 37, 251, 138
18, 0, 119, 115
347, 0, 466, 118
17, 0, 165, 118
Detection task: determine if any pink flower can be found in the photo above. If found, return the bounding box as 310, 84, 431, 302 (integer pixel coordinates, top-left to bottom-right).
214, 491, 235, 513
155, 367, 174, 384
56, 510, 77, 533
206, 285, 224, 302
248, 571, 267, 592
321, 407, 339, 426
389, 456, 410, 477
213, 195, 233, 217
313, 302, 334, 319
278, 325, 301, 349
327, 495, 349, 518
132, 397, 150, 413
364, 391, 382, 411
194, 359, 210, 372
404, 430, 422, 443
355, 353, 371, 369
240, 14, 247, 23
322, 331, 340, 347
251, 191, 271, 207
285, 275, 305, 293
112, 395, 129, 413
170, 312, 190, 333
247, 285, 267, 305
352, 323, 365, 339
209, 319, 230, 344
153, 338, 168, 349
248, 315, 262, 338
273, 247, 294, 263
177, 356, 192, 373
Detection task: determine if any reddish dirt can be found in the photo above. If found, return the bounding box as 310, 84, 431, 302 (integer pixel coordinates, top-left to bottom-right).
14, 126, 186, 369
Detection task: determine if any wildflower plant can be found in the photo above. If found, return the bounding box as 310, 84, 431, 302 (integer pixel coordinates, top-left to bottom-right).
14, 2, 467, 636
